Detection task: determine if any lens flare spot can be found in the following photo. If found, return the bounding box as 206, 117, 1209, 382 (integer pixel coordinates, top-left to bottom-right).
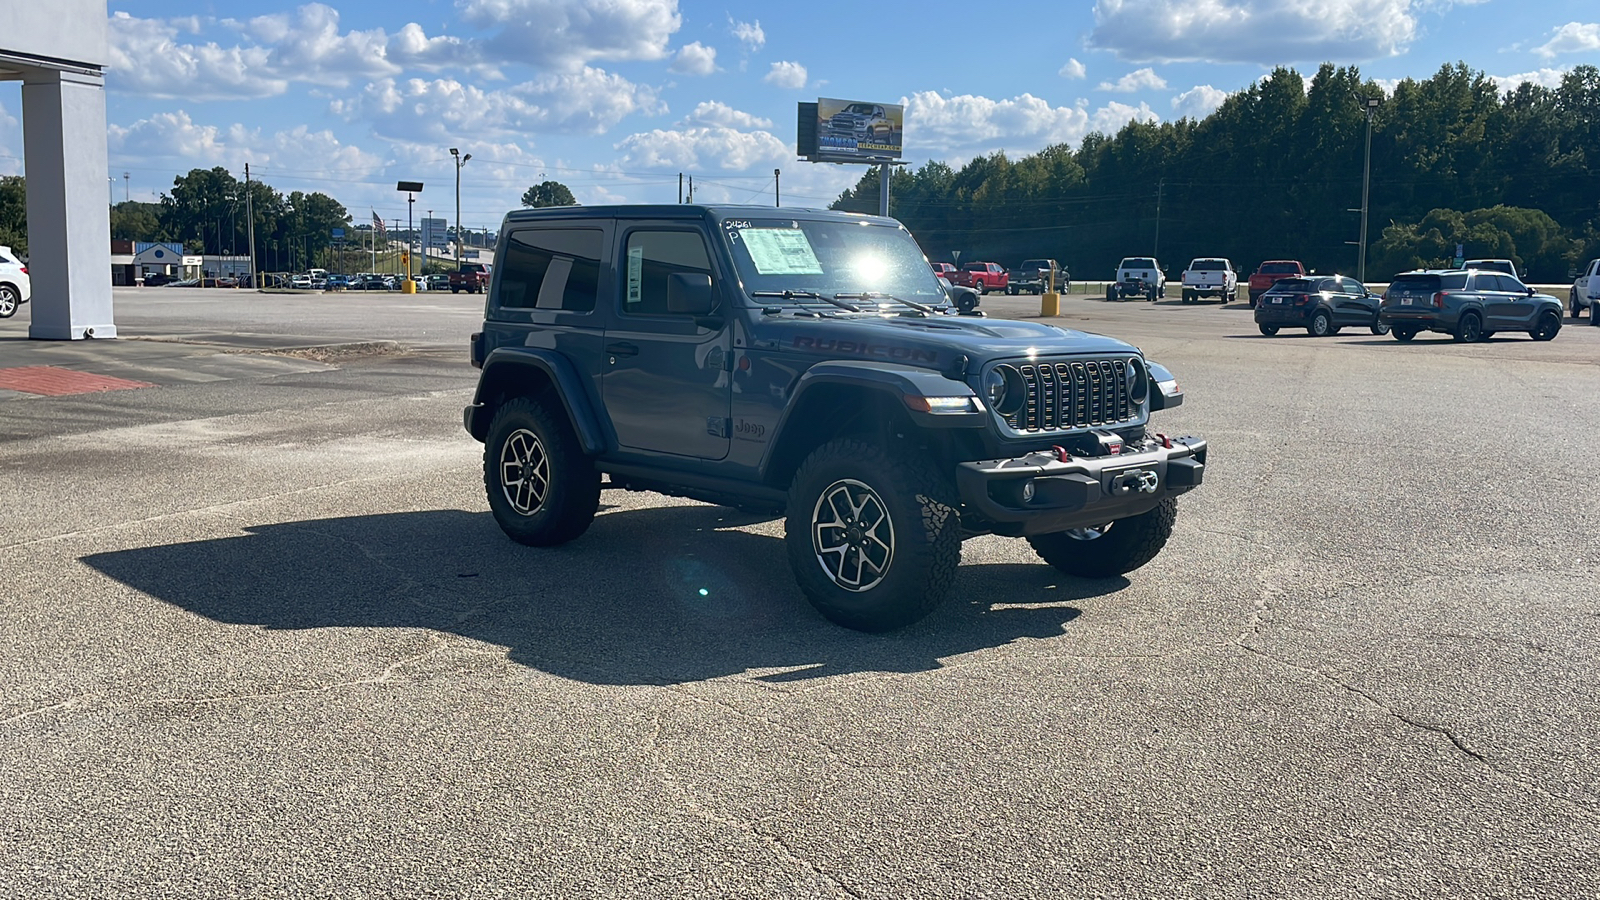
698, 588, 709, 597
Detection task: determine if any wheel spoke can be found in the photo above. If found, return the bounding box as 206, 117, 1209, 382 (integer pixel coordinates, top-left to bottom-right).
499, 429, 548, 515
811, 479, 896, 593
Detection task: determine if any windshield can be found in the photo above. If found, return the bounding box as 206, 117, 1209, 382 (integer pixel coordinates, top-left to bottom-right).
1190, 260, 1226, 271
721, 217, 945, 306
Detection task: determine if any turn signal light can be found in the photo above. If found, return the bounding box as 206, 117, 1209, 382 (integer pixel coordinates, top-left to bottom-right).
1433, 291, 1448, 308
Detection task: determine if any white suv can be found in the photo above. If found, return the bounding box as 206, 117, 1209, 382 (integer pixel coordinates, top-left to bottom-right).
0, 245, 30, 318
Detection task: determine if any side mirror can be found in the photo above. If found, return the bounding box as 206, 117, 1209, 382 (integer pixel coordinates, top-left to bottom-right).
667, 272, 715, 315
1526, 287, 1536, 296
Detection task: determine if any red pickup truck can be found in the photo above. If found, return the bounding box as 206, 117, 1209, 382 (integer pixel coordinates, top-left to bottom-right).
449, 262, 493, 294
1247, 260, 1305, 306
951, 261, 1008, 295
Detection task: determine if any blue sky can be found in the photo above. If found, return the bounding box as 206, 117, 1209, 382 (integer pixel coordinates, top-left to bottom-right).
1, 0, 1597, 233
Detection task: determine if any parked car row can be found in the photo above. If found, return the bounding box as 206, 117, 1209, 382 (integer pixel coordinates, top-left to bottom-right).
1253, 267, 1568, 342
0, 244, 32, 319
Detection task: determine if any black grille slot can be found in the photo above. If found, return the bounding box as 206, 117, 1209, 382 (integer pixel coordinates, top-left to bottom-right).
1005, 358, 1137, 432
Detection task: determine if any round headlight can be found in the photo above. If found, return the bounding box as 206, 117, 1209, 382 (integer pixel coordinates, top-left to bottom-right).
983, 368, 1007, 408
990, 365, 1027, 417
1128, 358, 1150, 405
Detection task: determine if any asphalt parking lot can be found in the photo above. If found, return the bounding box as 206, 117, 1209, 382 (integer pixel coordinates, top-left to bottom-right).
3, 286, 1599, 897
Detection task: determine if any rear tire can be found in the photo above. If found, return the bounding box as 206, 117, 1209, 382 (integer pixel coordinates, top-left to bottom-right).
1393, 327, 1417, 342
974, 280, 987, 295
0, 284, 18, 318
1028, 499, 1178, 579
785, 438, 961, 632
1309, 310, 1333, 337
1258, 324, 1279, 336
1531, 310, 1561, 341
1370, 321, 1390, 335
484, 397, 601, 547
1106, 286, 1115, 302
1454, 312, 1482, 343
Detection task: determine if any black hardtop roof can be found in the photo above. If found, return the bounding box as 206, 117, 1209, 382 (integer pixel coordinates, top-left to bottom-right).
501, 204, 862, 224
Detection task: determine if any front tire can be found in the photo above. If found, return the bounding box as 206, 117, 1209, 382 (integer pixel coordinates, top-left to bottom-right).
1028, 498, 1178, 579
1370, 321, 1391, 335
484, 397, 600, 547
1531, 310, 1561, 341
785, 438, 961, 632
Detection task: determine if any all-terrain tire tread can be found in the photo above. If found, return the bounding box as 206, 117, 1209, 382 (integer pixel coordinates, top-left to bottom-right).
483, 396, 600, 547
1026, 498, 1178, 578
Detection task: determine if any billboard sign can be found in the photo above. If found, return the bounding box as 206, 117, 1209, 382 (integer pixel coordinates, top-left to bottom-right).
801, 98, 903, 161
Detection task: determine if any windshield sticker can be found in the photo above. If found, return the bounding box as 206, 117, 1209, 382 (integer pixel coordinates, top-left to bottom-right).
627, 245, 643, 305
740, 228, 824, 275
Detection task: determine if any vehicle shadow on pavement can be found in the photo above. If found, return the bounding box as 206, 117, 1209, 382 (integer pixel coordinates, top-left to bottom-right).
81, 505, 1117, 686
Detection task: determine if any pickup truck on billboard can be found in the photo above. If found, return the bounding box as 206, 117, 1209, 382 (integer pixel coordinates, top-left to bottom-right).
815, 98, 904, 159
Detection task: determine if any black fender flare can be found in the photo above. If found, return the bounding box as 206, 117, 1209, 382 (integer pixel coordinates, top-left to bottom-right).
1146, 360, 1184, 410
464, 347, 606, 453
759, 361, 984, 480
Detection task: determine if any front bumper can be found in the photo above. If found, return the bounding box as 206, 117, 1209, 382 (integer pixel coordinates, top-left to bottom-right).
955, 435, 1207, 537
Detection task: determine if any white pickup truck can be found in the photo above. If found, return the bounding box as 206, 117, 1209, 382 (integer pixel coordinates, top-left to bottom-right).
1107, 257, 1165, 301
1571, 257, 1599, 322
1181, 258, 1237, 304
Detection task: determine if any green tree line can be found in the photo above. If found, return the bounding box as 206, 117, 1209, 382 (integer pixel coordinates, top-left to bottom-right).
834, 62, 1600, 283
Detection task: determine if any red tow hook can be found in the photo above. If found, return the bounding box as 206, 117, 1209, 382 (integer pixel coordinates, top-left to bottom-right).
1155, 432, 1173, 449
1051, 445, 1072, 463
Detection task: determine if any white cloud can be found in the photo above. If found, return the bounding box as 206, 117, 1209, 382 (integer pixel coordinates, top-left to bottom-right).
616, 126, 787, 170
106, 12, 286, 99
1535, 22, 1600, 59
1089, 0, 1426, 63
460, 0, 681, 70
730, 18, 765, 50
332, 70, 663, 142
1059, 58, 1087, 79
1489, 67, 1570, 93
0, 98, 20, 177
905, 91, 1159, 159
670, 41, 718, 75
1171, 84, 1227, 118
1097, 67, 1167, 92
107, 111, 384, 175
687, 101, 772, 129
764, 61, 808, 89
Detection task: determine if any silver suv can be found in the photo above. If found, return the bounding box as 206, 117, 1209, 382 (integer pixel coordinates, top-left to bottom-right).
1379, 269, 1563, 343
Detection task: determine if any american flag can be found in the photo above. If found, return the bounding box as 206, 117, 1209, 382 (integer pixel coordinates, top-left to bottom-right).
372, 211, 386, 235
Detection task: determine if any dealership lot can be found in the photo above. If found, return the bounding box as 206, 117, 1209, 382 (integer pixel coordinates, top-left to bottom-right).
2, 287, 1598, 897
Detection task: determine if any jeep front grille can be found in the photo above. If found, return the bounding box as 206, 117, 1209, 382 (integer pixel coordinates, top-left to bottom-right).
1005, 359, 1137, 432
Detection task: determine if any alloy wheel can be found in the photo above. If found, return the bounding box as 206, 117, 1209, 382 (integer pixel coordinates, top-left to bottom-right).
499, 428, 550, 515
811, 478, 895, 592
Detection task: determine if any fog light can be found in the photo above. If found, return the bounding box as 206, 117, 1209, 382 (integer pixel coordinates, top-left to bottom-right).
1021, 479, 1036, 502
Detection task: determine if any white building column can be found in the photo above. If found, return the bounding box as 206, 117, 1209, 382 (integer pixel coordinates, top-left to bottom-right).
22, 67, 115, 340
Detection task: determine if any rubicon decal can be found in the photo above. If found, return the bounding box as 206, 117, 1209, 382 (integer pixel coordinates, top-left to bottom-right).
792, 337, 936, 363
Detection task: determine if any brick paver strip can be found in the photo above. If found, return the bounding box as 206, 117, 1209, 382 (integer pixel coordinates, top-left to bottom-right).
0, 366, 156, 396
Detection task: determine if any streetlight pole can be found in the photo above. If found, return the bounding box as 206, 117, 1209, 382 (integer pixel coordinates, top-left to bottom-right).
450, 148, 471, 269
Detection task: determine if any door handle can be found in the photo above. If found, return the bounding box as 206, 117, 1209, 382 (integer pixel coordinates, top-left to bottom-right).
605, 342, 639, 357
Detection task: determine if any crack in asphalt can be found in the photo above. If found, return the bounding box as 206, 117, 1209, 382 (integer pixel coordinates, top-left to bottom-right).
640, 696, 867, 899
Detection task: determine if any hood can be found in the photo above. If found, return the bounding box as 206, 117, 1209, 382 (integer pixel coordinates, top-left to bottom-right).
750, 312, 1139, 370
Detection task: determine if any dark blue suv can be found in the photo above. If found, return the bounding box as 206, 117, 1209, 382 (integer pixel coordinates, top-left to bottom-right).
464, 206, 1207, 631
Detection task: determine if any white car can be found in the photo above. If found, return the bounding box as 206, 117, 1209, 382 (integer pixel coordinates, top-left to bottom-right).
291, 274, 314, 289
0, 245, 31, 318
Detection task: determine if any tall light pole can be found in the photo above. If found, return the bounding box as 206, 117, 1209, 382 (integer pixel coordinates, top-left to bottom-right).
1357, 95, 1382, 282
396, 181, 423, 293
450, 148, 471, 269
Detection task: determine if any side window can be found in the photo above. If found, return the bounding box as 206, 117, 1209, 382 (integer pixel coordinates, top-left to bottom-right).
1318, 278, 1341, 292
1342, 277, 1365, 294
496, 228, 602, 312
623, 230, 712, 316
1496, 274, 1527, 293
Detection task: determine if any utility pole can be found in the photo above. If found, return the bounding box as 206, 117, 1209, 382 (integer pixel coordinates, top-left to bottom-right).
123, 172, 129, 203
775, 168, 781, 207
687, 175, 693, 203
1358, 96, 1381, 282
1153, 178, 1164, 259
244, 163, 257, 287
678, 172, 683, 204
